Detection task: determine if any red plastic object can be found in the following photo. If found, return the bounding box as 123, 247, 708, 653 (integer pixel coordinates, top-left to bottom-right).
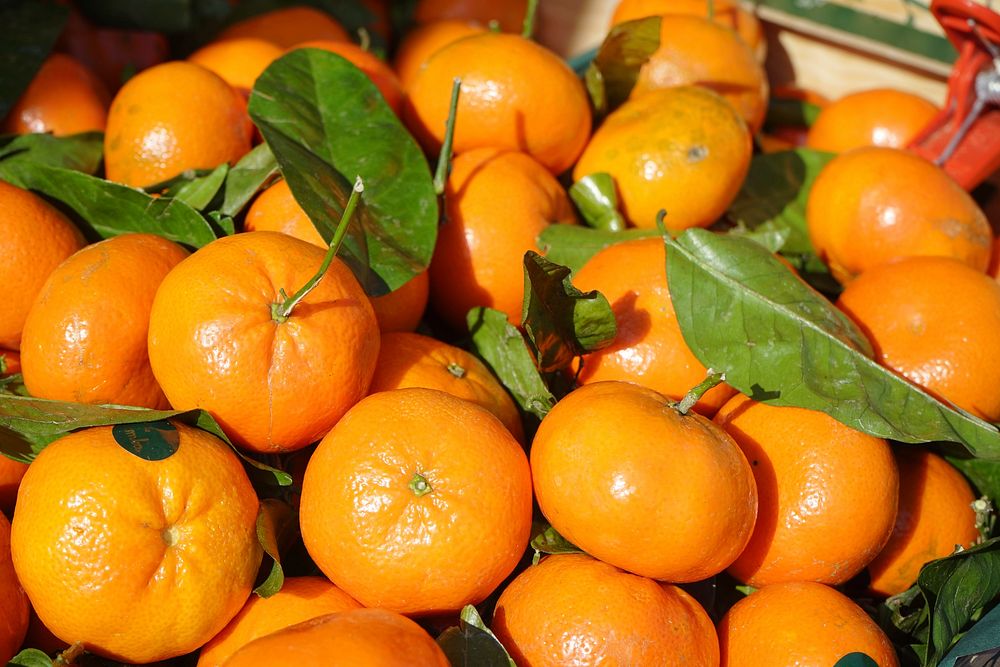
908, 0, 1000, 190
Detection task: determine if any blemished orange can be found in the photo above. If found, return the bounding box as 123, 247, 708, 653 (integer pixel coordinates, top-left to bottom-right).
429, 148, 576, 330
103, 61, 253, 188
299, 388, 532, 615
404, 33, 592, 174
3, 53, 109, 135
21, 233, 188, 409
217, 6, 350, 48
10, 422, 261, 664
0, 511, 28, 665
413, 0, 527, 33
0, 180, 86, 350
188, 38, 283, 93
868, 450, 978, 597
575, 86, 751, 230
807, 88, 939, 153
714, 394, 899, 586
837, 256, 1000, 421
221, 608, 450, 667
369, 270, 429, 332
807, 147, 991, 284
493, 554, 720, 666
197, 576, 362, 667
628, 15, 768, 133
393, 20, 485, 90
573, 237, 737, 414
370, 332, 524, 441
147, 231, 380, 453
532, 381, 757, 582
291, 40, 403, 113
719, 582, 898, 667
0, 456, 28, 518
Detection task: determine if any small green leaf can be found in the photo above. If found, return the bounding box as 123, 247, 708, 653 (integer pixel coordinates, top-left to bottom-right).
765, 97, 823, 129
170, 164, 229, 211
7, 648, 53, 667
537, 225, 659, 273
530, 524, 583, 565
569, 173, 626, 232
467, 307, 556, 420
946, 457, 1000, 504
0, 2, 69, 120
833, 653, 878, 667
253, 498, 292, 598
220, 142, 279, 217
587, 16, 661, 113
436, 605, 516, 667
0, 132, 103, 174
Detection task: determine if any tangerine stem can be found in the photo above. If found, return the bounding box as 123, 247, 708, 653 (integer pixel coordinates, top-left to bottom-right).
270, 176, 364, 323
522, 0, 540, 39
675, 369, 725, 415
707, 0, 715, 20
409, 472, 433, 496
434, 78, 462, 196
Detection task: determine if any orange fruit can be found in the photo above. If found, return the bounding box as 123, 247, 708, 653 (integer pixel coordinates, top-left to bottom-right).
807, 147, 990, 284
197, 576, 362, 667
11, 421, 261, 663
413, 0, 528, 33
0, 511, 28, 665
188, 38, 284, 94
574, 86, 751, 230
714, 394, 899, 586
867, 450, 978, 597
299, 388, 532, 614
532, 381, 757, 582
0, 457, 28, 518
291, 40, 403, 113
104, 61, 253, 188
404, 33, 591, 174
837, 256, 1000, 421
807, 88, 939, 153
147, 231, 380, 453
429, 147, 576, 330
628, 15, 768, 133
21, 233, 188, 409
393, 20, 485, 90
492, 553, 719, 666
3, 53, 109, 136
22, 606, 63, 657
217, 7, 350, 48
719, 582, 899, 666
0, 180, 86, 350
572, 237, 738, 414
370, 332, 524, 440
369, 271, 429, 333
222, 608, 450, 667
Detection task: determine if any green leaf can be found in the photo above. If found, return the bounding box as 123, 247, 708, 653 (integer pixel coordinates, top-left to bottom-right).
220, 142, 279, 217
436, 605, 516, 667
169, 165, 229, 211
765, 97, 823, 129
939, 602, 1000, 667
521, 251, 617, 372
530, 524, 583, 565
537, 225, 659, 273
586, 16, 661, 114
253, 498, 292, 598
665, 229, 1000, 457
0, 162, 218, 248
74, 0, 230, 33
249, 48, 437, 296
0, 1, 69, 120
833, 654, 879, 667
569, 173, 626, 232
6, 648, 53, 667
0, 132, 103, 174
946, 457, 1000, 503
467, 307, 556, 420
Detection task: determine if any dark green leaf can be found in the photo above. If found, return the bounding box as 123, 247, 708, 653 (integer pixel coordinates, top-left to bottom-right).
569, 173, 626, 232
0, 162, 218, 248
220, 142, 279, 218
253, 499, 292, 598
436, 605, 516, 667
833, 654, 878, 667
666, 229, 1000, 457
765, 97, 823, 129
536, 225, 659, 273
6, 648, 53, 667
169, 164, 229, 211
947, 457, 1000, 503
467, 307, 555, 420
724, 221, 792, 253
587, 16, 661, 113
940, 602, 1000, 667
530, 524, 583, 565
0, 132, 103, 174
75, 0, 230, 33
521, 251, 617, 372
249, 49, 437, 296
0, 2, 68, 120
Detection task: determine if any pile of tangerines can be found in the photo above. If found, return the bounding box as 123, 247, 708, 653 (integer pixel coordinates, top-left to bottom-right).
1, 0, 997, 665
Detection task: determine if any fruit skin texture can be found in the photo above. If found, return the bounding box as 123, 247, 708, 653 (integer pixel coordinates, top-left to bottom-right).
719, 582, 898, 667
413, 0, 527, 33
807, 88, 939, 153
573, 237, 736, 414
21, 233, 188, 409
299, 388, 533, 615
217, 7, 350, 48
0, 512, 28, 665
369, 270, 429, 333
0, 457, 28, 518
370, 332, 524, 441
393, 19, 486, 90
868, 450, 978, 597
197, 576, 362, 667
532, 381, 757, 582
492, 553, 719, 667
188, 38, 284, 93
147, 231, 380, 453
714, 395, 899, 586
629, 15, 768, 133
3, 53, 109, 135
574, 86, 751, 230
0, 180, 86, 350
429, 148, 576, 330
837, 256, 1000, 421
221, 608, 450, 667
104, 61, 253, 188
11, 422, 262, 664
404, 33, 592, 174
291, 40, 404, 114
807, 147, 991, 284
